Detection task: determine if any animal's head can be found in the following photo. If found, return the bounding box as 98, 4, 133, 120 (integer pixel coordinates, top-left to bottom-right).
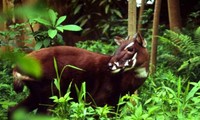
108, 33, 149, 73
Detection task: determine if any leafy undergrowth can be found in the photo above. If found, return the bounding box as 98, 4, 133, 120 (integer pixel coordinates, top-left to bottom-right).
9, 67, 200, 120
1, 39, 200, 120
0, 60, 28, 120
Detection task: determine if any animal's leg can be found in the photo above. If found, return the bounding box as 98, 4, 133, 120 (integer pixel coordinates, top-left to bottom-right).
8, 94, 39, 120
37, 98, 54, 115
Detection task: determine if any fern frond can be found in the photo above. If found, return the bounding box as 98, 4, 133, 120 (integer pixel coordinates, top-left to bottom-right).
194, 27, 200, 52
159, 28, 200, 80
178, 56, 200, 71
163, 30, 197, 56
158, 54, 181, 66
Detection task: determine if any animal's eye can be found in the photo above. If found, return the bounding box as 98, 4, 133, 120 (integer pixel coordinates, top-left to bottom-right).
126, 47, 133, 52
124, 42, 134, 52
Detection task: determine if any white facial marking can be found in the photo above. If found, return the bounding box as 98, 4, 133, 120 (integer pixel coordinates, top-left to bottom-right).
132, 52, 137, 60
135, 67, 148, 78
108, 62, 112, 67
111, 69, 121, 74
124, 58, 137, 71
112, 65, 117, 70
124, 60, 129, 66
124, 42, 134, 50
132, 59, 137, 67
114, 62, 120, 67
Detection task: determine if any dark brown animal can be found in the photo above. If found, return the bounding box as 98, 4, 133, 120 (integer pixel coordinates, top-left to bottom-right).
8, 33, 149, 119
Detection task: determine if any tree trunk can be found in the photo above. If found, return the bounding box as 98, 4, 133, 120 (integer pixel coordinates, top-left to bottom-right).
0, 0, 4, 30
128, 0, 137, 36
167, 0, 182, 31
0, 0, 10, 31
150, 0, 162, 74
137, 0, 145, 33
128, 0, 137, 94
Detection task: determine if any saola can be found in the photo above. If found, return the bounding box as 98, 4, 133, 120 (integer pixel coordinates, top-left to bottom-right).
8, 33, 149, 119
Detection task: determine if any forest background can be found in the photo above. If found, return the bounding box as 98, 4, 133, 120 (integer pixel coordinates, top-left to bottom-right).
0, 0, 200, 119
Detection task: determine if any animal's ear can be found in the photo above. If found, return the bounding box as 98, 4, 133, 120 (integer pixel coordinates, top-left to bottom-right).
114, 36, 125, 45
134, 33, 147, 47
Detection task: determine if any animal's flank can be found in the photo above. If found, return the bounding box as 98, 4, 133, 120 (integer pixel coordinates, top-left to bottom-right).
8, 33, 149, 120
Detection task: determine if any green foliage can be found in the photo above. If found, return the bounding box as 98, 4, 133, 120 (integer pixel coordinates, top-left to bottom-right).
49, 58, 115, 119
34, 9, 82, 38
187, 10, 200, 29
12, 109, 57, 120
0, 6, 82, 49
138, 67, 200, 120
0, 60, 16, 119
0, 23, 32, 50
0, 59, 28, 120
31, 9, 82, 49
76, 40, 117, 55
0, 50, 42, 119
1, 37, 200, 120
159, 28, 200, 81
11, 67, 200, 120
50, 80, 115, 119
69, 0, 125, 38
0, 51, 42, 78
138, 8, 154, 32
52, 57, 84, 97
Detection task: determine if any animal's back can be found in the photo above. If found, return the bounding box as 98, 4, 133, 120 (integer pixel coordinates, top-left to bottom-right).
13, 46, 111, 93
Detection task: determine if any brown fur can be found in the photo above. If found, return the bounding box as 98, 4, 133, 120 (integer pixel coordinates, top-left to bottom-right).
8, 33, 149, 119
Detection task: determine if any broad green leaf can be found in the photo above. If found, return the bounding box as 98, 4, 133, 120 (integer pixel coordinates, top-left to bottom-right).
34, 18, 51, 27
43, 39, 50, 47
62, 25, 82, 31
56, 16, 66, 26
0, 51, 41, 78
48, 9, 57, 26
16, 56, 42, 78
35, 41, 43, 50
48, 29, 57, 39
56, 26, 64, 32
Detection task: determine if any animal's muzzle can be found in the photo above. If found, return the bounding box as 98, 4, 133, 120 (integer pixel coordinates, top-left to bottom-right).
108, 53, 137, 73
